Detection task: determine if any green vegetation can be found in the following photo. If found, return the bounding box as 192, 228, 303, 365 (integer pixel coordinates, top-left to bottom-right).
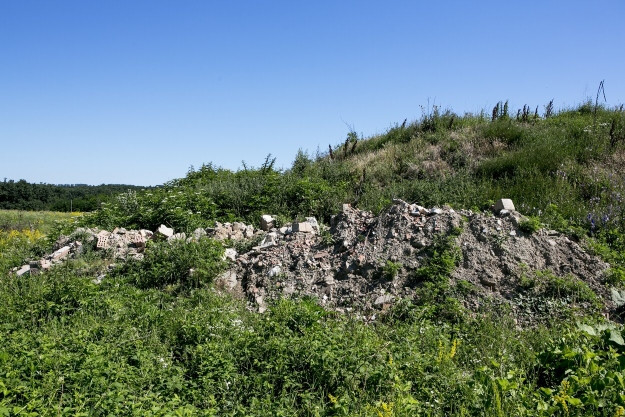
2, 252, 625, 415
2, 100, 625, 414
382, 260, 402, 279
0, 210, 79, 234
0, 180, 147, 212
0, 210, 81, 275
519, 269, 600, 306
519, 216, 541, 234
412, 227, 465, 323
119, 238, 226, 290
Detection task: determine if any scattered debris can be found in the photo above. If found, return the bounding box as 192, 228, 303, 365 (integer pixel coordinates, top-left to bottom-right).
9, 202, 614, 324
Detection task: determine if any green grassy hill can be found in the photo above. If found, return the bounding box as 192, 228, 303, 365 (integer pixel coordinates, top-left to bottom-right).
89, 101, 625, 272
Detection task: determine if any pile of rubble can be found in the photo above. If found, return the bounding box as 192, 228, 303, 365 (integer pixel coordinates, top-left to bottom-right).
9, 220, 268, 277
10, 198, 613, 321
216, 199, 610, 318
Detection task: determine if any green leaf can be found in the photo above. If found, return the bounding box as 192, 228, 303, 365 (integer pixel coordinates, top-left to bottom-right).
566, 397, 582, 406
577, 323, 597, 336
610, 329, 625, 346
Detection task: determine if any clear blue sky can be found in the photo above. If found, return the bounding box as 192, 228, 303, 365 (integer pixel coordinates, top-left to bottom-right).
2, 0, 624, 186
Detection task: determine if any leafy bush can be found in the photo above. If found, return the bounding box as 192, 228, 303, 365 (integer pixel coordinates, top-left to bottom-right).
606, 266, 625, 286
414, 229, 462, 287
519, 216, 541, 234
122, 238, 226, 289
519, 269, 599, 305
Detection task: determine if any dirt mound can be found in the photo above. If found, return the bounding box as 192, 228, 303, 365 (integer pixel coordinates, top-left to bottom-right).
219, 200, 611, 322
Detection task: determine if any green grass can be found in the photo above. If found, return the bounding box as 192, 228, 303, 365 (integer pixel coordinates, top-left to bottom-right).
0, 210, 81, 274
0, 210, 79, 234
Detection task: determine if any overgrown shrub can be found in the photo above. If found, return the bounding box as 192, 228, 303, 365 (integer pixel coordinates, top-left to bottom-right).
519, 216, 541, 234
519, 269, 599, 305
122, 238, 226, 289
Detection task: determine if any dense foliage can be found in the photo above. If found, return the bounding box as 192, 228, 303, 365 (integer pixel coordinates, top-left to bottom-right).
0, 180, 147, 212
2, 247, 625, 416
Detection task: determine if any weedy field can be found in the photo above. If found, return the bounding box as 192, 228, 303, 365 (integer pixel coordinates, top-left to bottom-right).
2, 100, 625, 416
0, 211, 81, 275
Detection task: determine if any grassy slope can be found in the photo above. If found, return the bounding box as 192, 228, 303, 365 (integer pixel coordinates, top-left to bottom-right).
2, 102, 625, 415
88, 102, 625, 240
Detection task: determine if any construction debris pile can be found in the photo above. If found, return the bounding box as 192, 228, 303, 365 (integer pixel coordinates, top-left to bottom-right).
10, 199, 612, 322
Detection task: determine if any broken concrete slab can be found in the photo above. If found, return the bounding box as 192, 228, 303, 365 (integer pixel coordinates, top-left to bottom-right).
292, 222, 314, 233
494, 199, 515, 213
51, 246, 71, 261
261, 215, 275, 231
156, 224, 174, 239
16, 265, 30, 276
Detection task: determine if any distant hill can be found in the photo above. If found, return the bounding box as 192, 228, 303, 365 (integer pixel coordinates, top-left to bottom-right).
0, 179, 150, 211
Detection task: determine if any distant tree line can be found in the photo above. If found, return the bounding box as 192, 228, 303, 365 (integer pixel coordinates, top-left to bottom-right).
0, 179, 148, 212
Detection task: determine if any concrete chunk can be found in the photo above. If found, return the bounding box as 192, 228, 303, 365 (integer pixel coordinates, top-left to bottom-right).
52, 246, 71, 261
374, 295, 394, 305
16, 265, 31, 276
167, 232, 186, 242
261, 215, 275, 231
268, 265, 282, 277
223, 248, 237, 262
305, 217, 320, 233
243, 225, 255, 238
292, 222, 314, 233
128, 233, 146, 251
191, 228, 207, 241
259, 232, 278, 248
216, 270, 238, 290
156, 224, 174, 239
494, 199, 515, 213
140, 229, 154, 239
